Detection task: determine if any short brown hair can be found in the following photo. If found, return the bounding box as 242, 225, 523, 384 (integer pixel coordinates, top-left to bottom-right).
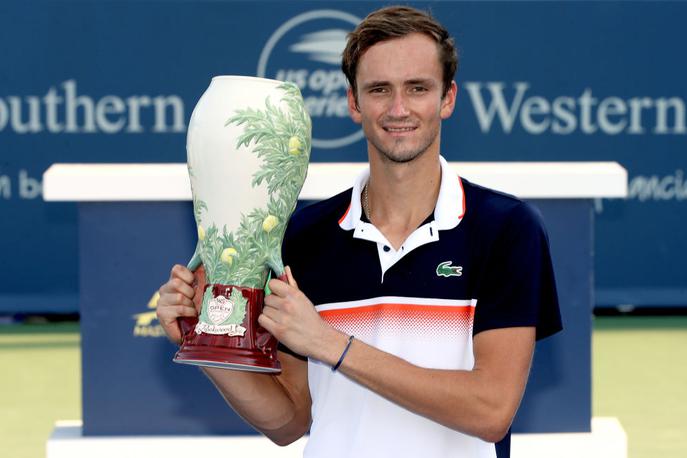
342, 6, 458, 99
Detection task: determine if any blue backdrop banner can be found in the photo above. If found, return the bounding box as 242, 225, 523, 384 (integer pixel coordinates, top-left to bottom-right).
1, 1, 686, 311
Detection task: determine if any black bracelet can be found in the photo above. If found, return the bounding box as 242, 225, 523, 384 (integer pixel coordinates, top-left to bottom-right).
332, 335, 355, 372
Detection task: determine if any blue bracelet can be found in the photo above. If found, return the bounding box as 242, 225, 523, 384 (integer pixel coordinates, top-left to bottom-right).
332, 335, 354, 372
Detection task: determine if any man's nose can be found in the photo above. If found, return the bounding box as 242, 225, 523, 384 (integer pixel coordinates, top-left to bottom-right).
387, 92, 410, 117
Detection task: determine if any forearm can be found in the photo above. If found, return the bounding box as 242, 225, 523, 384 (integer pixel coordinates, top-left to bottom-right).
334, 343, 505, 440
201, 354, 311, 445
312, 327, 534, 443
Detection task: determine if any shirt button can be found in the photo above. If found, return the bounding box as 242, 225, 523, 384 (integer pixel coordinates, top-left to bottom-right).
383, 245, 391, 252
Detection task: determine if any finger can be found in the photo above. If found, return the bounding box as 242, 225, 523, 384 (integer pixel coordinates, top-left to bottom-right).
260, 303, 280, 322
157, 304, 197, 321
263, 293, 280, 308
159, 291, 194, 308
285, 266, 299, 289
258, 312, 278, 334
171, 264, 194, 284
267, 278, 291, 297
264, 294, 290, 314
160, 272, 195, 299
171, 304, 198, 318
156, 305, 197, 345
168, 278, 195, 300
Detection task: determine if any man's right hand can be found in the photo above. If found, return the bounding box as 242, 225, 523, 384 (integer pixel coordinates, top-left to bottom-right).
157, 264, 202, 344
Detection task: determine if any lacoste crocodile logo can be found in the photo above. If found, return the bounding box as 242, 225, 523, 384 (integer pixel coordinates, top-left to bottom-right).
436, 261, 463, 278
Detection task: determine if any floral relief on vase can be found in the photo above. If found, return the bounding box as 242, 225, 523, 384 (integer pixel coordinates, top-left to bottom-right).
186, 78, 311, 338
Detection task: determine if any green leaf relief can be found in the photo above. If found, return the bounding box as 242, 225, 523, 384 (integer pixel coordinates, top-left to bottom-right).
193, 197, 207, 223
228, 288, 248, 324
198, 83, 310, 288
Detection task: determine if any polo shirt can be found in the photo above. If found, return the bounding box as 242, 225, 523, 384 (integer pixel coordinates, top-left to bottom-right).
282, 156, 562, 458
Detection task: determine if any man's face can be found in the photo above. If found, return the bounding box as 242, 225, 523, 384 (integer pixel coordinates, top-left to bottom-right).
347, 33, 457, 164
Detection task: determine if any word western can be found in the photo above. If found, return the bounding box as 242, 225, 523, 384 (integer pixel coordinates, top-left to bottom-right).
464, 82, 686, 135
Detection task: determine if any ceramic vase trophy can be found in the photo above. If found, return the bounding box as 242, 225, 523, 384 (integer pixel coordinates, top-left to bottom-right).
174, 76, 311, 372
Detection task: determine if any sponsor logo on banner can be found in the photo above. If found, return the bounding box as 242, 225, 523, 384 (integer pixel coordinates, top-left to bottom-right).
0, 79, 186, 134
132, 291, 166, 338
257, 10, 363, 149
463, 82, 687, 136
0, 169, 42, 200
628, 170, 687, 201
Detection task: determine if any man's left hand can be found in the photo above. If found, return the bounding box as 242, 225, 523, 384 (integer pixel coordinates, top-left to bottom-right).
260, 266, 342, 360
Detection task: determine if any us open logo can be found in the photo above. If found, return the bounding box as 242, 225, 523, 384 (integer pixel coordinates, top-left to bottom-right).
257, 10, 364, 150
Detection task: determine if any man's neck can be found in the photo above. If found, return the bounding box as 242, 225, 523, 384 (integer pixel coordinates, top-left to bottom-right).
365, 150, 442, 250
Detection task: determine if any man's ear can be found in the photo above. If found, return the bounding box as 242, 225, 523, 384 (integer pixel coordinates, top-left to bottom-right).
440, 80, 458, 120
347, 87, 362, 124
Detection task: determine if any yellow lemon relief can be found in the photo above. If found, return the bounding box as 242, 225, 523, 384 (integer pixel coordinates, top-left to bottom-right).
288, 136, 302, 155
197, 225, 206, 241
262, 215, 279, 233
220, 247, 238, 266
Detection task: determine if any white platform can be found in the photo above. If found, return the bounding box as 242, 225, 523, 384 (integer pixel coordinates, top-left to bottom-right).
47, 417, 626, 458
42, 161, 628, 202
42, 162, 628, 458
511, 417, 627, 458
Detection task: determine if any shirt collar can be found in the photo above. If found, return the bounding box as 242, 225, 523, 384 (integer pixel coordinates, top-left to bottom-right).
434, 155, 466, 230
338, 155, 466, 231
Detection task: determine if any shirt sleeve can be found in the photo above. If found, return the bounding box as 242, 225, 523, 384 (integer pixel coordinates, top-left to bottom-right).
473, 201, 562, 341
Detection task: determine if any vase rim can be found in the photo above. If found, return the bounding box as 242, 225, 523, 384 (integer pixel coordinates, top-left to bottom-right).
210, 75, 284, 85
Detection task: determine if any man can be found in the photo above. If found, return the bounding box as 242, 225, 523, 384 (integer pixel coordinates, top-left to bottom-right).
157, 6, 562, 458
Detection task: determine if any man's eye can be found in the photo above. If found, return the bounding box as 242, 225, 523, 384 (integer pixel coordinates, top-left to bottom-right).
411, 86, 427, 93
369, 87, 387, 94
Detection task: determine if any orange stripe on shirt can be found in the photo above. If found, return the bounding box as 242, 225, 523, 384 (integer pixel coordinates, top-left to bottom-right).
319, 303, 474, 326
338, 204, 351, 225
458, 176, 466, 219
319, 303, 473, 318
319, 303, 475, 335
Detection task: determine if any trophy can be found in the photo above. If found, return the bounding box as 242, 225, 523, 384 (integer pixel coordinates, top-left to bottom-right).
174, 76, 311, 372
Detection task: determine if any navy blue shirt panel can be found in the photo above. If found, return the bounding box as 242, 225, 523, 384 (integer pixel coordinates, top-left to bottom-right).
462, 181, 562, 340
282, 180, 561, 341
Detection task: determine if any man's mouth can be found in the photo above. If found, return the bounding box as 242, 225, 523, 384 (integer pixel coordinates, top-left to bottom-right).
384, 126, 417, 133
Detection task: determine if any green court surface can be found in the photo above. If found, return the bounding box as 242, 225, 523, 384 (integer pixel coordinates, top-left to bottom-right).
592, 316, 687, 458
0, 323, 81, 458
1, 316, 686, 458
